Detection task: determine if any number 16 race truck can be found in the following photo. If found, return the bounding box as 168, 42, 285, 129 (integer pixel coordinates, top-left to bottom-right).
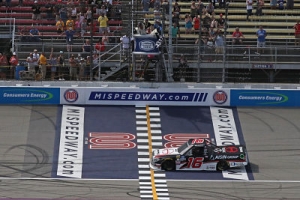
149, 138, 248, 171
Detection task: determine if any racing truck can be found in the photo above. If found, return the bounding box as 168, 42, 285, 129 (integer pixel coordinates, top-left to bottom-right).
149, 138, 248, 171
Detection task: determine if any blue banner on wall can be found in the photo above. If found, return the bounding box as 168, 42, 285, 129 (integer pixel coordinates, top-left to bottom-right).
133, 34, 160, 55
230, 90, 300, 106
0, 87, 60, 104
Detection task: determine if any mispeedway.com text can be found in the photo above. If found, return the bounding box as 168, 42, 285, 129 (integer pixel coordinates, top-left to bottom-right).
90, 93, 192, 101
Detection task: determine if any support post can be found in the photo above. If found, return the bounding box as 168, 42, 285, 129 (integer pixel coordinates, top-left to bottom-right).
197, 9, 202, 83
222, 2, 229, 83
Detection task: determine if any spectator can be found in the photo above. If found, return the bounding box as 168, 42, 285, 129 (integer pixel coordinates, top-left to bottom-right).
143, 19, 152, 33
81, 18, 88, 38
178, 54, 188, 79
86, 7, 93, 24
193, 15, 200, 32
9, 52, 18, 79
0, 53, 8, 79
75, 18, 81, 37
95, 37, 106, 52
256, 0, 264, 16
161, 0, 169, 18
63, 27, 76, 52
154, 20, 163, 35
102, 30, 110, 44
49, 48, 58, 80
38, 52, 47, 80
214, 30, 224, 60
70, 5, 77, 19
141, 0, 150, 12
112, 27, 122, 44
5, 0, 11, 8
208, 27, 216, 40
170, 22, 180, 44
172, 11, 180, 28
270, 0, 277, 9
203, 13, 212, 32
45, 0, 54, 21
153, 5, 161, 21
185, 14, 193, 34
66, 16, 75, 31
59, 5, 68, 23
256, 25, 267, 54
286, 0, 294, 9
54, 1, 62, 21
293, 20, 300, 46
196, 0, 205, 15
78, 0, 86, 14
26, 53, 35, 72
32, 49, 40, 73
190, 1, 197, 18
211, 0, 218, 8
78, 57, 86, 80
206, 2, 214, 15
120, 34, 131, 59
277, 0, 286, 9
82, 39, 91, 52
232, 27, 245, 45
217, 13, 225, 29
58, 51, 65, 80
32, 1, 41, 24
219, 0, 226, 8
97, 5, 107, 16
19, 26, 29, 42
68, 54, 78, 80
29, 26, 41, 42
134, 22, 147, 35
110, 4, 121, 20
246, 0, 253, 21
210, 16, 218, 29
56, 18, 65, 35
98, 13, 109, 34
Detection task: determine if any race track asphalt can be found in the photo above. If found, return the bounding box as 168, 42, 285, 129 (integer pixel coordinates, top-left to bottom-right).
0, 105, 299, 199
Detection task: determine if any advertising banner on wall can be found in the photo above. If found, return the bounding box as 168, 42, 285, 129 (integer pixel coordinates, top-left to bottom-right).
60, 88, 231, 106
0, 87, 60, 104
230, 89, 300, 106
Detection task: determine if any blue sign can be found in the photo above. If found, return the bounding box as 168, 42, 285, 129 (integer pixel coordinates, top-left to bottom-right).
89, 92, 208, 102
0, 87, 60, 104
133, 34, 160, 55
230, 90, 300, 106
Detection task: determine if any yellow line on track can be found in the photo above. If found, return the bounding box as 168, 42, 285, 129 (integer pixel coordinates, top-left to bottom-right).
146, 105, 158, 200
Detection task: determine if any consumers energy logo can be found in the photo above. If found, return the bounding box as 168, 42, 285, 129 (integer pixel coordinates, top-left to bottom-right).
2, 89, 54, 102
237, 92, 288, 104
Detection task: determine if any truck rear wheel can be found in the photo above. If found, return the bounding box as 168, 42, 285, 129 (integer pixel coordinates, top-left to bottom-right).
217, 160, 229, 171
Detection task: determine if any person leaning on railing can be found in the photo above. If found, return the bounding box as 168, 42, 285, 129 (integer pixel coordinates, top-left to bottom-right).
0, 53, 8, 80
293, 20, 300, 46
38, 52, 47, 80
9, 52, 18, 80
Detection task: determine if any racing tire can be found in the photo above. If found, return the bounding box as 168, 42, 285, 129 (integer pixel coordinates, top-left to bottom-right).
162, 160, 175, 171
217, 160, 230, 171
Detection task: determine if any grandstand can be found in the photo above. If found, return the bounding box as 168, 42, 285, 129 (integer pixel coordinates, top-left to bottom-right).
0, 0, 299, 83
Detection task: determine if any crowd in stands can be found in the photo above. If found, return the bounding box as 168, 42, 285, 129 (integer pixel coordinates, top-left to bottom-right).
0, 0, 299, 81
15, 0, 122, 43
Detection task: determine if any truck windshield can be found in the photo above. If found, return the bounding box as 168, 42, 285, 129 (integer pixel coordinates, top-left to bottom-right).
177, 141, 190, 153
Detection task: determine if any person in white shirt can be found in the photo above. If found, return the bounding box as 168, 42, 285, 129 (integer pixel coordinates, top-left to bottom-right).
26, 53, 35, 72
32, 49, 40, 73
120, 35, 131, 59
246, 0, 253, 21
